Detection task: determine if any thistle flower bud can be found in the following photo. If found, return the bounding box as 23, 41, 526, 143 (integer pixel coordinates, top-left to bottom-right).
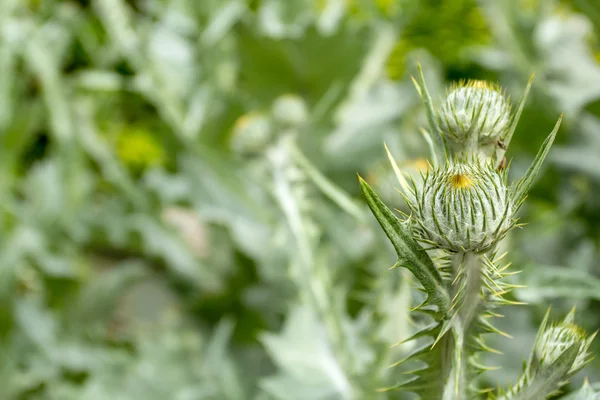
231, 112, 272, 155
439, 81, 511, 147
271, 94, 308, 127
534, 318, 595, 374
408, 160, 513, 253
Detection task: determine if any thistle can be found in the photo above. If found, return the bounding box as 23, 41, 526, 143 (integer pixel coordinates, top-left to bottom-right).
499, 309, 597, 400
360, 65, 595, 399
439, 81, 512, 158
534, 310, 596, 375
406, 159, 513, 253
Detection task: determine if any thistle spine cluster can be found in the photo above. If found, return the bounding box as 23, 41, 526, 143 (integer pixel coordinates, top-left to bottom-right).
534, 314, 596, 373
407, 160, 512, 253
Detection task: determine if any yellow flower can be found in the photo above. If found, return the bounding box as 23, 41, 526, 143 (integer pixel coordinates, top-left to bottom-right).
449, 172, 474, 189
116, 127, 166, 170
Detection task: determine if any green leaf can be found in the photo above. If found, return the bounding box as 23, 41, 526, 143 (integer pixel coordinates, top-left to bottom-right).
290, 143, 365, 222
358, 176, 450, 313
503, 74, 534, 148
71, 261, 148, 326
512, 115, 562, 208
260, 305, 352, 400
517, 265, 600, 302
498, 74, 534, 168
133, 215, 222, 291
384, 330, 454, 399
411, 63, 446, 165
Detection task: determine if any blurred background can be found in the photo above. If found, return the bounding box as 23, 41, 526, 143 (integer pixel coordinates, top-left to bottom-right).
2, 0, 600, 398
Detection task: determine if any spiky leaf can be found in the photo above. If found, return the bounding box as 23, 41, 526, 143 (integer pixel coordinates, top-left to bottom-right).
359, 176, 450, 313
382, 323, 454, 399
412, 64, 447, 164
512, 116, 562, 208
499, 74, 534, 160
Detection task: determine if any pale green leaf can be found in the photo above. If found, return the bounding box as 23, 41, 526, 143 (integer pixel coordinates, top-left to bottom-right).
562, 380, 600, 400
291, 143, 365, 222
517, 264, 600, 302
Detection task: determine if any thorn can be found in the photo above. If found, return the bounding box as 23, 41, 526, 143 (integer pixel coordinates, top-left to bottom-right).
504, 284, 527, 289
476, 338, 503, 355
480, 320, 513, 339
401, 365, 429, 375
410, 75, 421, 94
384, 143, 412, 194
481, 309, 501, 319
498, 299, 527, 306
501, 270, 522, 277
431, 319, 453, 349
497, 263, 514, 274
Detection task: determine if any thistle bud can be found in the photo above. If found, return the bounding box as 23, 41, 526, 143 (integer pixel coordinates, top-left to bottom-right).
534, 313, 595, 374
271, 94, 308, 127
502, 311, 596, 399
408, 160, 513, 253
439, 81, 511, 148
231, 112, 272, 155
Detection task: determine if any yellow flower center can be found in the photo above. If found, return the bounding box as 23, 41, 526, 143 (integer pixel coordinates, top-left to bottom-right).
467, 80, 490, 89
116, 128, 165, 169
449, 173, 474, 189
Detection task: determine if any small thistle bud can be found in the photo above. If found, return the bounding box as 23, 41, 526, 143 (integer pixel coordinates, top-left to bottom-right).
501, 311, 596, 399
271, 94, 308, 127
534, 312, 595, 374
231, 112, 272, 155
408, 160, 513, 253
439, 81, 511, 148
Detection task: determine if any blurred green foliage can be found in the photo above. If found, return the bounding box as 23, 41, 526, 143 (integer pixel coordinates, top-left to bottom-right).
1, 0, 600, 398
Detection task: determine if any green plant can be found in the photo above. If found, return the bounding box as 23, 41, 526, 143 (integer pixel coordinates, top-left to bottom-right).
2, 1, 600, 399
360, 66, 597, 399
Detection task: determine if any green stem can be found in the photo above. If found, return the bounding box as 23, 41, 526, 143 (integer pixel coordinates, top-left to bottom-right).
446, 252, 483, 399
459, 253, 483, 332
269, 137, 365, 398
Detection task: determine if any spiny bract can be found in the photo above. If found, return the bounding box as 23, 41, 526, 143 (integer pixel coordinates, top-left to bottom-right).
407, 160, 513, 253
439, 80, 512, 147
535, 321, 595, 374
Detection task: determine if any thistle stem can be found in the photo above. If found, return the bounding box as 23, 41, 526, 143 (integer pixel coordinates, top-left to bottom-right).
446, 252, 483, 399
458, 252, 483, 331
268, 137, 365, 399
